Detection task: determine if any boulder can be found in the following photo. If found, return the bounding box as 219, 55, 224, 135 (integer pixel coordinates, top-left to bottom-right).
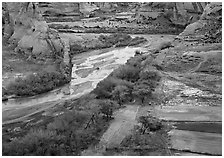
179, 20, 205, 36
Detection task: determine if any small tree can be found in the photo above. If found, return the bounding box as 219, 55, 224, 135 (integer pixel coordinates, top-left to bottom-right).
111, 65, 140, 82
99, 100, 114, 121
138, 116, 162, 134
133, 83, 152, 104
139, 70, 161, 83
111, 85, 129, 106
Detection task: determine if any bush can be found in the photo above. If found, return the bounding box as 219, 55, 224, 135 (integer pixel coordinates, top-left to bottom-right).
120, 131, 169, 155
98, 99, 115, 120
93, 77, 133, 99
99, 33, 132, 46
138, 115, 162, 133
70, 43, 86, 55
3, 109, 108, 156
111, 65, 140, 82
47, 111, 89, 133
126, 55, 147, 68
6, 71, 69, 96
3, 129, 63, 156
139, 70, 161, 83
70, 34, 147, 56
111, 85, 129, 106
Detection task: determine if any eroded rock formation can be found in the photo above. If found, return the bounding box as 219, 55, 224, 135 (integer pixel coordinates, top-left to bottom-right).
179, 2, 222, 43
4, 2, 65, 61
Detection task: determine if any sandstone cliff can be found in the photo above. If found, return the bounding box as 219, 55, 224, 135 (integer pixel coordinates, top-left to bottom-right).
3, 2, 65, 61
179, 2, 222, 43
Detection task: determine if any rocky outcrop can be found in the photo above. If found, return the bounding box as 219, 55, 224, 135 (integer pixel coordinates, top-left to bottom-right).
200, 2, 222, 20
38, 2, 81, 22
2, 2, 15, 42
3, 2, 72, 83
6, 2, 65, 61
135, 2, 208, 26
179, 2, 222, 43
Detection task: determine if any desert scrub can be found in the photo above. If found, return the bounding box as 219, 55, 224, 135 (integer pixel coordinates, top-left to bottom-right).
70, 34, 147, 56
3, 103, 113, 155
5, 71, 69, 97
119, 115, 170, 156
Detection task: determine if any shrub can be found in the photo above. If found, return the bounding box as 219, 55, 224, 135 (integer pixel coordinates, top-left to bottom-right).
47, 111, 89, 133
120, 131, 168, 155
133, 83, 153, 104
2, 129, 63, 156
70, 34, 147, 56
6, 71, 68, 96
70, 43, 86, 55
111, 65, 140, 82
139, 70, 161, 83
98, 99, 115, 120
133, 70, 161, 104
93, 77, 133, 99
111, 85, 129, 106
138, 115, 162, 133
126, 55, 147, 68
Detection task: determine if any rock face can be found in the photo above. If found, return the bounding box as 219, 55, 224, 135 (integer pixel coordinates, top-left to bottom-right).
2, 2, 15, 42
38, 2, 81, 22
6, 2, 64, 61
21, 2, 209, 29
135, 2, 208, 26
179, 2, 222, 43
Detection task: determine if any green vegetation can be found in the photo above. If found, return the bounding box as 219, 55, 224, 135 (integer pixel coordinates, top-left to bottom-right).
5, 71, 69, 97
111, 85, 129, 106
94, 77, 132, 100
119, 115, 170, 156
3, 41, 162, 155
3, 98, 116, 156
99, 99, 116, 120
93, 52, 161, 105
138, 115, 162, 134
70, 34, 147, 56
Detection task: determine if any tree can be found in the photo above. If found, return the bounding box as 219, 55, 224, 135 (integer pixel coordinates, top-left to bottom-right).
111, 65, 140, 82
138, 116, 162, 134
98, 100, 114, 121
132, 70, 161, 104
93, 77, 134, 99
139, 70, 161, 83
133, 83, 152, 104
111, 85, 129, 106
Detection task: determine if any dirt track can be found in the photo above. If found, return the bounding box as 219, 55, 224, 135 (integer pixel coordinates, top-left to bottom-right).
82, 105, 140, 155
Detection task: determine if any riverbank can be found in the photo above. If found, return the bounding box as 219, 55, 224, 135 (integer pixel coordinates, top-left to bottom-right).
2, 33, 172, 155
2, 33, 222, 156
2, 33, 147, 100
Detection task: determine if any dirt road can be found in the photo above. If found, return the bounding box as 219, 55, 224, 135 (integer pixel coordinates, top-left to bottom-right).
82, 105, 140, 155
